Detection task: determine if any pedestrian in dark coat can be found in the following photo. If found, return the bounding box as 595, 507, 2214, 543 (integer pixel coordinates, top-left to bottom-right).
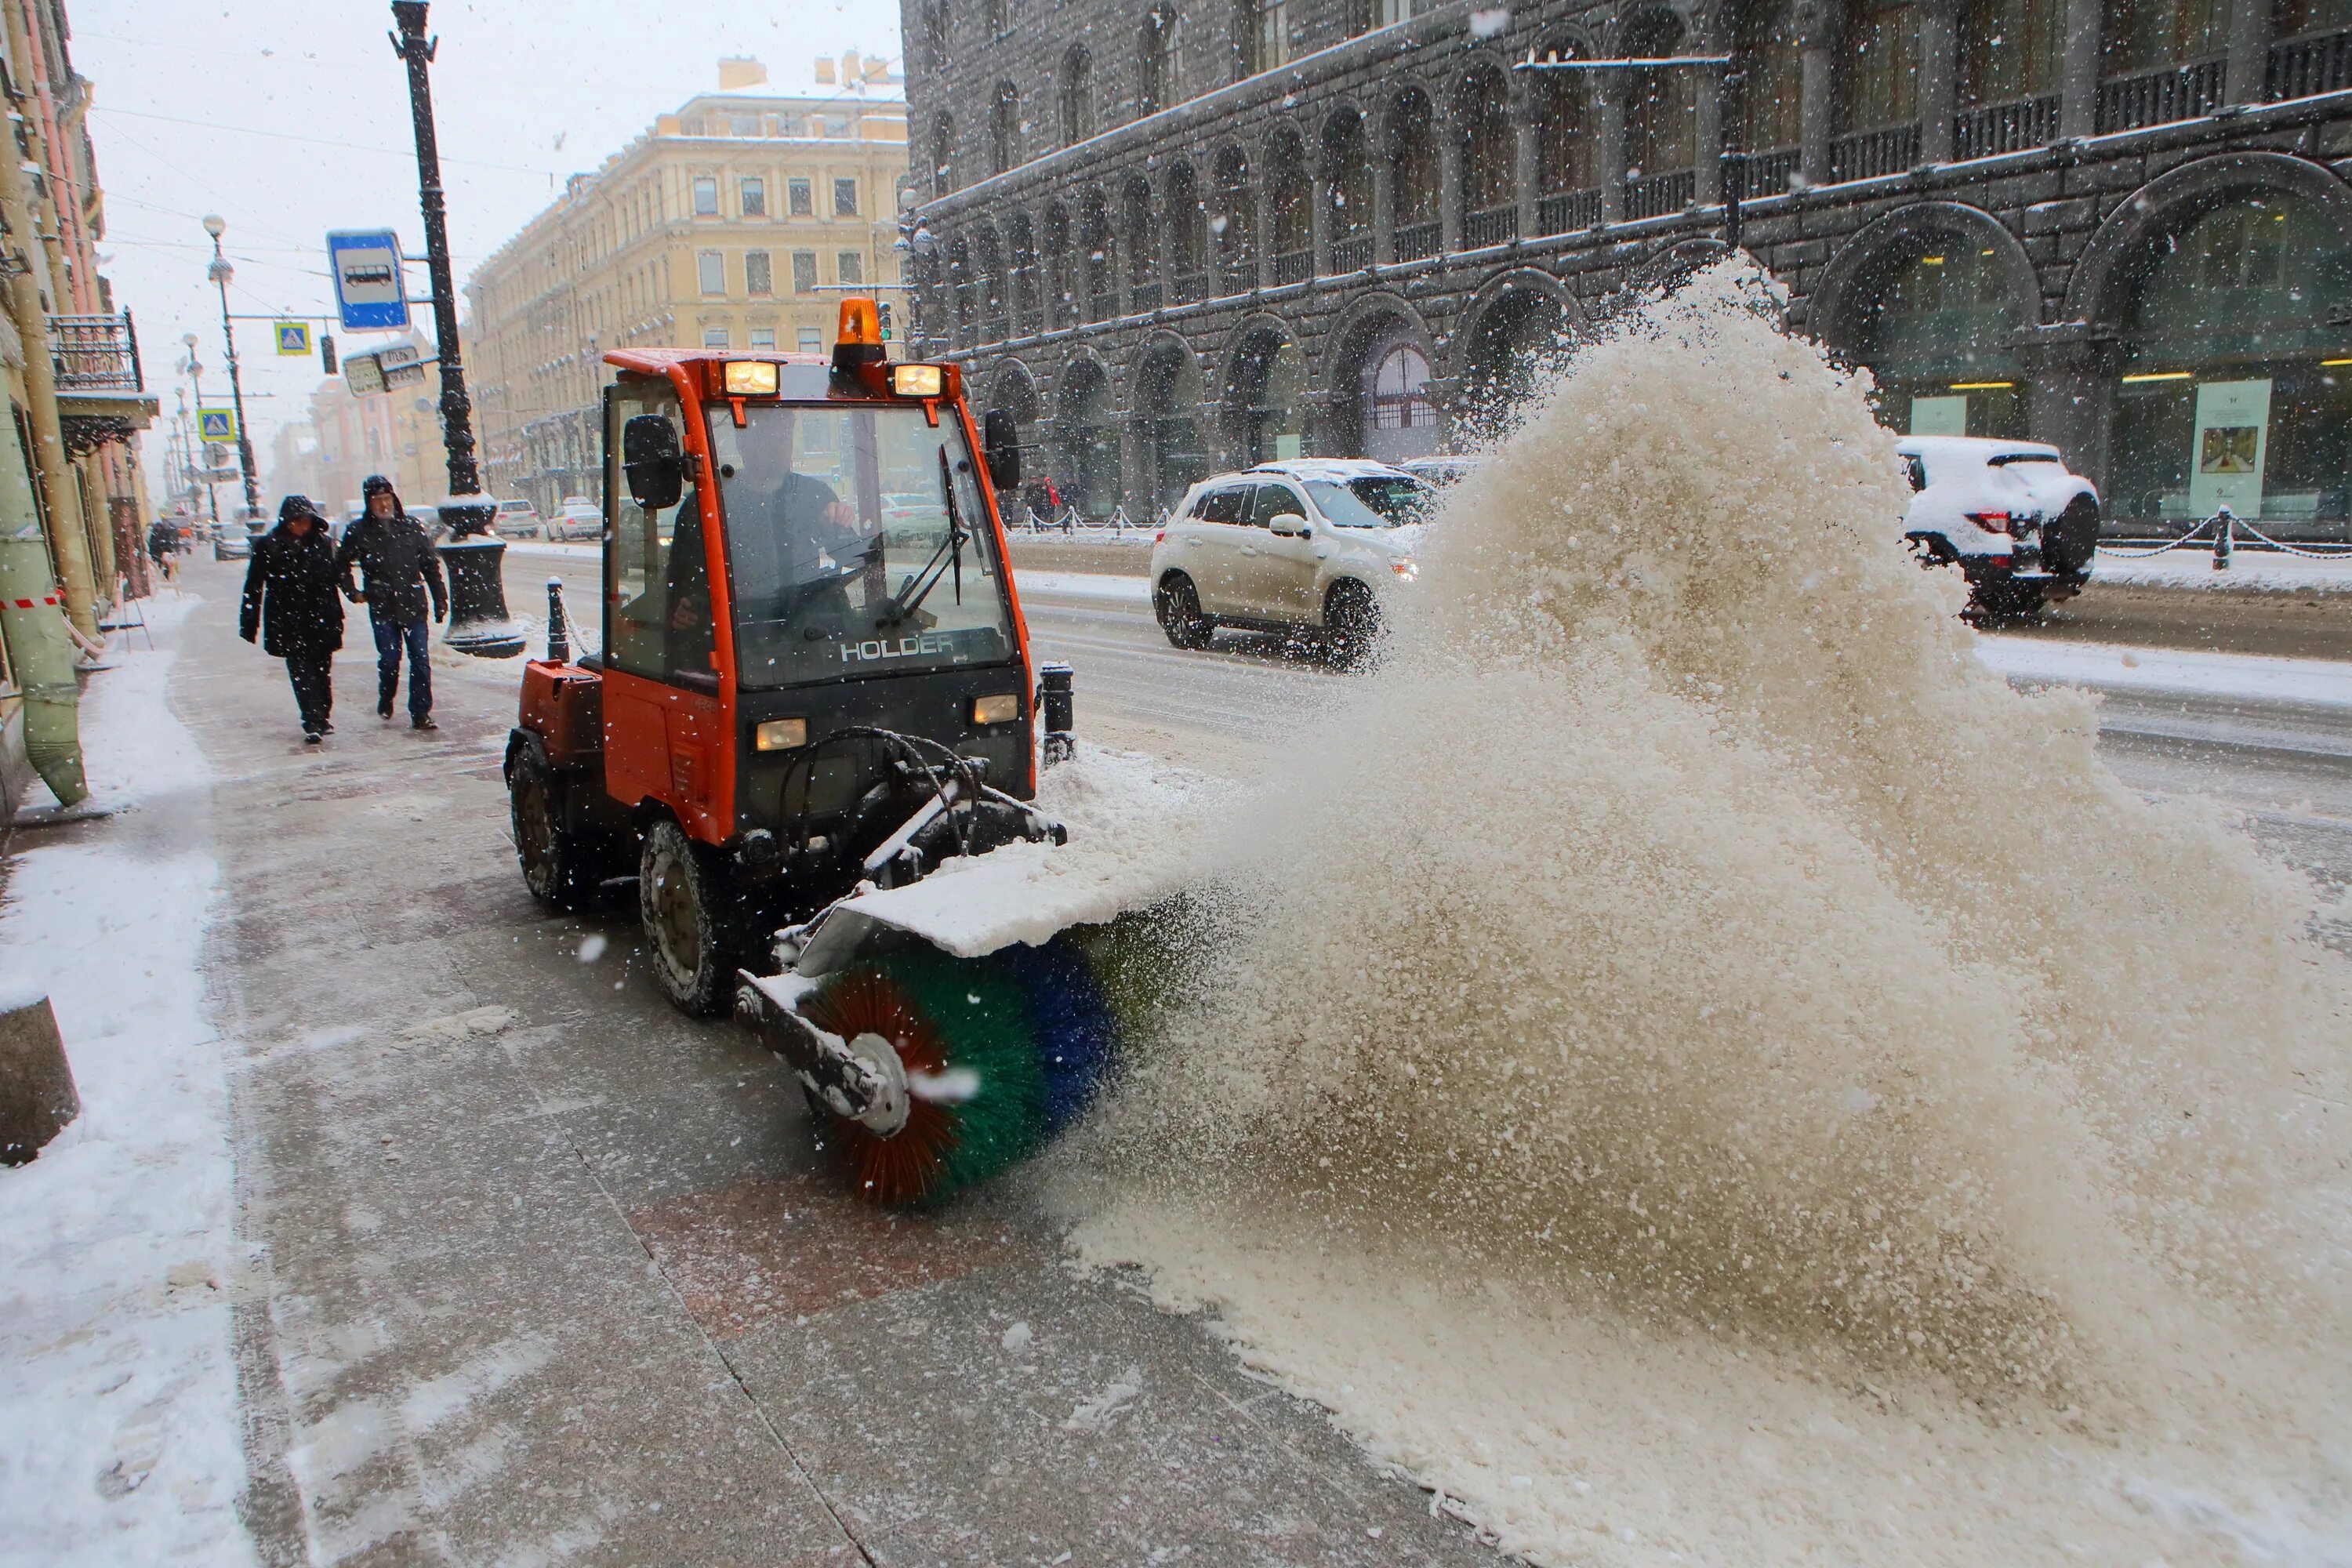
240, 495, 345, 743
334, 474, 448, 730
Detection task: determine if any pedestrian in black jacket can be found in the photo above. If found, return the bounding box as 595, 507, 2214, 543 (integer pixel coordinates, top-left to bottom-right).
335, 474, 448, 730
240, 495, 345, 743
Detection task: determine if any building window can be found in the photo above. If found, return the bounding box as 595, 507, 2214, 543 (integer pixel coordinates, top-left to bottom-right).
1059, 46, 1094, 145
1236, 0, 1287, 78
740, 176, 767, 216
2101, 0, 2229, 74
834, 177, 859, 216
799, 327, 824, 354
746, 250, 774, 296
792, 251, 818, 292
1356, 0, 1410, 30
990, 82, 1021, 176
984, 0, 1008, 34
750, 327, 777, 349
698, 250, 725, 294
1138, 9, 1182, 114
837, 252, 864, 285
692, 176, 720, 216
788, 176, 813, 216
703, 326, 730, 348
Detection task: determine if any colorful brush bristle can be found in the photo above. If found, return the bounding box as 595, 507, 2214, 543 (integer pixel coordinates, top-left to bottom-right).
800, 934, 1131, 1205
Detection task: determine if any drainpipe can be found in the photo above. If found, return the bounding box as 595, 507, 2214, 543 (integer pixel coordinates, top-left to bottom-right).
0, 70, 93, 637
0, 415, 83, 806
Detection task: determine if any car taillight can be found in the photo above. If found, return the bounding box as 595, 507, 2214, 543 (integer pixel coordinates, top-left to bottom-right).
1965, 511, 2013, 535
1153, 529, 1164, 543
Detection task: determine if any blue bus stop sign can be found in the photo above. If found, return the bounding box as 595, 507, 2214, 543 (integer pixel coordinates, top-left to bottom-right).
327, 230, 410, 332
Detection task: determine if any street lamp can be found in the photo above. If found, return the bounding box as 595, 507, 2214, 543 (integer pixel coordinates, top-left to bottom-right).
201, 216, 263, 518
182, 331, 220, 527
388, 0, 521, 657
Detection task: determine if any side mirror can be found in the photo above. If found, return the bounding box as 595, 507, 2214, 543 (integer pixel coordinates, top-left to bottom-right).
1267, 511, 1308, 537
621, 414, 684, 510
983, 408, 1022, 492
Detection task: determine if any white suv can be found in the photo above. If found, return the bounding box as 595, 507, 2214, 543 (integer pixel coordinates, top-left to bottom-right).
1149, 459, 1435, 662
1897, 437, 2101, 618
493, 498, 544, 537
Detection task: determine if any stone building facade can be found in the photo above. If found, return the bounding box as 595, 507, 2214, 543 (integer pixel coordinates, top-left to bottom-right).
905, 0, 2352, 535
465, 60, 909, 516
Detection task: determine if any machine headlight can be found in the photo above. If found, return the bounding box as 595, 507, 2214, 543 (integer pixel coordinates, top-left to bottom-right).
971, 693, 1019, 724
753, 717, 808, 751
891, 363, 946, 397
723, 361, 781, 396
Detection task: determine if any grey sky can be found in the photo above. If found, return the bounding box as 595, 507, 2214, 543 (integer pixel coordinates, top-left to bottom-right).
75, 0, 904, 507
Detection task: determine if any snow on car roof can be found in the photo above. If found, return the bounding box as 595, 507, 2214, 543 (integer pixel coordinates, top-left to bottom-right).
1243, 458, 1425, 483
1893, 434, 2063, 463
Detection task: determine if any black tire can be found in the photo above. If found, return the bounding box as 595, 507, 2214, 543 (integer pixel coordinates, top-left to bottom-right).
1322, 580, 1381, 668
2045, 495, 2101, 580
509, 743, 591, 911
639, 818, 738, 1017
1155, 572, 1215, 650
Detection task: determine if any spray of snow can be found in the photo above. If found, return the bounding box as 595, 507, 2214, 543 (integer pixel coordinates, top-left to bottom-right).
1063, 263, 2352, 1565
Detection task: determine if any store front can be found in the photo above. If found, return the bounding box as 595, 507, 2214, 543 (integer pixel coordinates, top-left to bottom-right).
1848, 239, 2031, 440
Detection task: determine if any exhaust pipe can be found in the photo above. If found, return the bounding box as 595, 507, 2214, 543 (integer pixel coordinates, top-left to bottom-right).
0, 423, 85, 807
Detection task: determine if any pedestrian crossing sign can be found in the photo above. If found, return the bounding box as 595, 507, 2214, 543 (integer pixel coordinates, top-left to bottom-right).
198, 408, 236, 441
274, 321, 310, 356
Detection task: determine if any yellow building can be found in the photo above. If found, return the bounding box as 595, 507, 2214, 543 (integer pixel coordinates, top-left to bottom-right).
465, 57, 908, 514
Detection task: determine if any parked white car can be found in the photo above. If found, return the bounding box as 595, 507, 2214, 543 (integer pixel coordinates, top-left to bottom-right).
494, 498, 544, 538
1149, 459, 1435, 662
1896, 436, 2101, 617
547, 498, 604, 541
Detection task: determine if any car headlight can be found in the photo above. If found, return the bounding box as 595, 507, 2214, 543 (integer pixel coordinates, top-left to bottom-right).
1390, 557, 1418, 580
753, 718, 807, 751
971, 693, 1019, 724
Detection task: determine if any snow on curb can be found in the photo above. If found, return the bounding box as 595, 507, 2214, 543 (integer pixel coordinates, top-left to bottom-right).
2092, 546, 2352, 594
1014, 570, 1155, 606
0, 590, 251, 1565
1974, 634, 2352, 712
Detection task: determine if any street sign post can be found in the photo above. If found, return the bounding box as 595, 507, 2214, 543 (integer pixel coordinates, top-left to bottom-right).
378, 342, 425, 388
343, 350, 386, 397
326, 229, 411, 332
274, 321, 312, 356
198, 407, 238, 443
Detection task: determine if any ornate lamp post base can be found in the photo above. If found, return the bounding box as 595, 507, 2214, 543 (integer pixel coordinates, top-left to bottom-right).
436, 499, 524, 658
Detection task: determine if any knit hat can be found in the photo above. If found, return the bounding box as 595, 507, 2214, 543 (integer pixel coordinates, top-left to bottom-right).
278, 494, 326, 524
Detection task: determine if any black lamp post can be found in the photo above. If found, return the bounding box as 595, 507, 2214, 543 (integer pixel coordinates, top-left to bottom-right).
201, 217, 263, 519
389, 0, 521, 658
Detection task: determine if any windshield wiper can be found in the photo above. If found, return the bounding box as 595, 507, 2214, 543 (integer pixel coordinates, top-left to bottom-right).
879, 447, 968, 628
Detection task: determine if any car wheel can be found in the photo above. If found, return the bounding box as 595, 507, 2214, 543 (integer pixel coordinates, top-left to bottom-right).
639, 818, 738, 1017
509, 743, 594, 911
1322, 580, 1381, 668
1155, 573, 1215, 650
2045, 496, 2101, 579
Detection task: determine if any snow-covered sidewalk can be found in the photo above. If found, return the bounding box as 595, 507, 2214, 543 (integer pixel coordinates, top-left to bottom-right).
0, 593, 250, 1566
2091, 545, 2352, 593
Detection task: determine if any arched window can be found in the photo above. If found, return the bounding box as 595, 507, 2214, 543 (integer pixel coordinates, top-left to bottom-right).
1266, 127, 1312, 278
1363, 341, 1438, 459
1007, 213, 1038, 332
1846, 238, 2027, 438
1960, 0, 2063, 107
1042, 202, 1072, 326
923, 0, 952, 71
1833, 0, 1921, 176
990, 82, 1022, 176
948, 237, 975, 340
1123, 177, 1156, 292
1623, 12, 1697, 179
1060, 45, 1095, 146
1167, 162, 1207, 297
1224, 329, 1306, 464
1323, 109, 1374, 264
1079, 187, 1114, 317
1139, 9, 1183, 115
1213, 145, 1254, 289
1735, 8, 1802, 162
2100, 0, 2228, 74
931, 113, 957, 199
975, 225, 1006, 334
1058, 360, 1122, 517
1386, 89, 1438, 257
1533, 41, 1594, 213
982, 0, 1007, 35
1456, 65, 1513, 242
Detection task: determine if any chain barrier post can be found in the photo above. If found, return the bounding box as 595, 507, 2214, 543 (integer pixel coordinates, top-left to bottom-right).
2212, 505, 2233, 572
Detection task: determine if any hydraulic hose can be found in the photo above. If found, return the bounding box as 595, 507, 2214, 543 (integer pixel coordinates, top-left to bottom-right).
0, 420, 85, 807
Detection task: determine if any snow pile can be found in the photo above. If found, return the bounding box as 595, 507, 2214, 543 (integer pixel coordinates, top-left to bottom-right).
1065, 263, 2352, 1565
0, 594, 249, 1565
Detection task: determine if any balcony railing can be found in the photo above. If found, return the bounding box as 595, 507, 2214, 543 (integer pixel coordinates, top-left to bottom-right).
1330, 234, 1374, 272
2268, 27, 2352, 100
51, 311, 143, 393
1535, 188, 1601, 234
1463, 205, 1518, 249
1087, 289, 1116, 322
1393, 219, 1442, 261
2098, 56, 2225, 132
1828, 125, 1921, 182
1733, 148, 1798, 199
1622, 169, 1696, 220
1219, 259, 1256, 294
1129, 280, 1163, 313
1953, 94, 2060, 161
1171, 270, 1209, 304
1271, 248, 1312, 285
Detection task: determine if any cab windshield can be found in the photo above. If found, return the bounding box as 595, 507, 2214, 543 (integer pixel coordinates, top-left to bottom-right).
1305, 476, 1433, 528
707, 403, 1014, 689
